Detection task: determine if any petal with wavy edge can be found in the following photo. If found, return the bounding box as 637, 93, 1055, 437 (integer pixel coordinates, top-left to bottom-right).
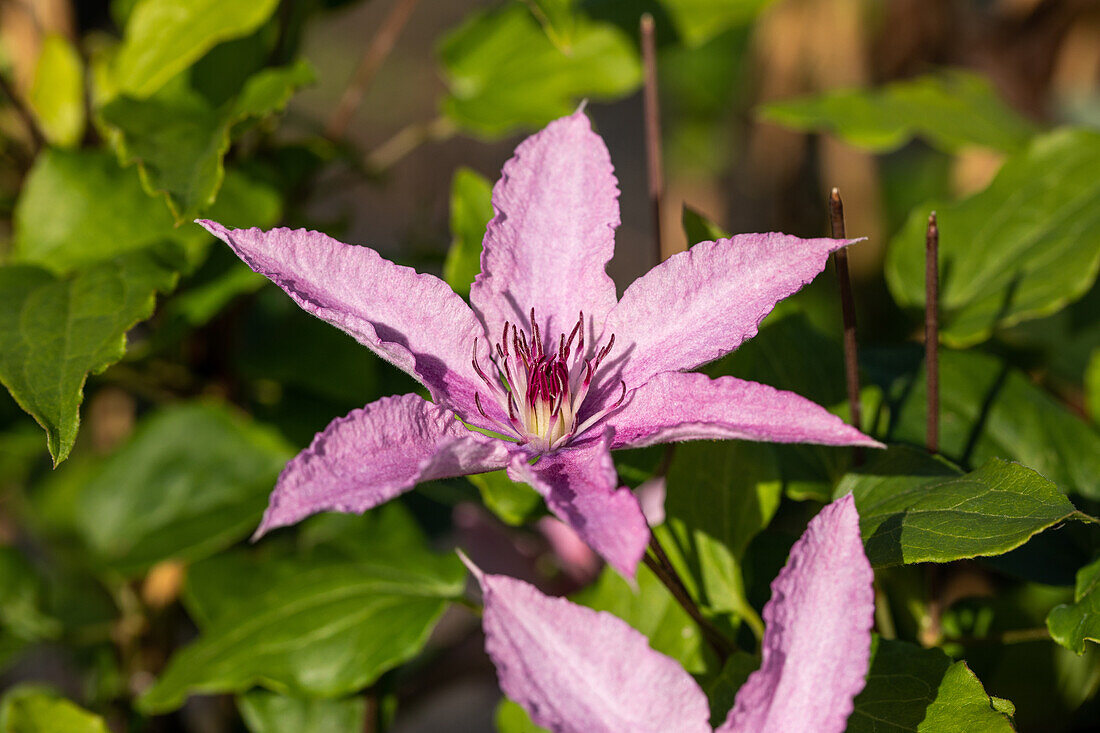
507, 432, 648, 578
601, 234, 860, 392
717, 494, 875, 733
198, 221, 490, 421
257, 394, 513, 536
466, 560, 711, 733
607, 372, 883, 450
470, 109, 620, 344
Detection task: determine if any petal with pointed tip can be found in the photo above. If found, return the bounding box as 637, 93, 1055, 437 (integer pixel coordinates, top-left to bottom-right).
198, 221, 486, 420
508, 433, 648, 578
717, 494, 875, 733
469, 567, 711, 733
608, 372, 883, 450
257, 394, 512, 536
602, 234, 860, 390
470, 110, 620, 342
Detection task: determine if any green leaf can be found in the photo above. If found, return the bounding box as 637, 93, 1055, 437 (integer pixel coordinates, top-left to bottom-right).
237, 691, 367, 733
138, 507, 465, 713
101, 60, 314, 222
760, 70, 1036, 154
1086, 349, 1100, 422
438, 4, 641, 137
443, 167, 493, 298
1047, 555, 1100, 654
838, 446, 1080, 567
495, 699, 547, 733
0, 549, 60, 670
661, 0, 776, 47
12, 149, 205, 274
657, 440, 781, 636
467, 470, 543, 526
27, 34, 85, 147
702, 651, 758, 727
879, 348, 1100, 501
525, 0, 577, 50
682, 205, 730, 246
0, 247, 181, 464
73, 403, 291, 575
846, 638, 1014, 732
114, 0, 281, 98
0, 686, 110, 733
573, 562, 710, 673
886, 129, 1100, 346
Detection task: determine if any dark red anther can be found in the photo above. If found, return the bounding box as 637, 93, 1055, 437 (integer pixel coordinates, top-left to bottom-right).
471, 338, 495, 389
613, 380, 627, 406
596, 333, 615, 365
475, 392, 490, 419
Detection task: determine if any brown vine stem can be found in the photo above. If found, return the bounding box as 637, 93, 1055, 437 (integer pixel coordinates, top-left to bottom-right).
326, 0, 421, 142
640, 13, 666, 264
0, 71, 45, 155
925, 212, 940, 454
646, 533, 734, 661
829, 188, 863, 465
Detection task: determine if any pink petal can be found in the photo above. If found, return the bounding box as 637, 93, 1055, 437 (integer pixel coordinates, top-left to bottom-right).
608, 372, 883, 450
717, 494, 874, 733
467, 562, 711, 733
198, 221, 487, 420
507, 433, 648, 578
257, 394, 512, 536
470, 109, 620, 343
602, 233, 860, 390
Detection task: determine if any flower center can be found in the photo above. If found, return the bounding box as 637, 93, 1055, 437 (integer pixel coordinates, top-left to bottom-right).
471, 310, 625, 453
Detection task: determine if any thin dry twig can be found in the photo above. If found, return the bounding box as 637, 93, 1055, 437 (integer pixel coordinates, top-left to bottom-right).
326, 0, 421, 142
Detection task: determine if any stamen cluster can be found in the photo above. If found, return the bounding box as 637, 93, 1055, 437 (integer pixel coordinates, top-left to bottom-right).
472, 310, 625, 453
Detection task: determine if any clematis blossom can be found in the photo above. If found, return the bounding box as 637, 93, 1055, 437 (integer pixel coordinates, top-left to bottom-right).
198, 109, 880, 576
465, 494, 875, 733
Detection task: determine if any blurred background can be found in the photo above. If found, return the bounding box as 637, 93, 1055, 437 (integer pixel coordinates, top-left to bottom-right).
1, 0, 1099, 731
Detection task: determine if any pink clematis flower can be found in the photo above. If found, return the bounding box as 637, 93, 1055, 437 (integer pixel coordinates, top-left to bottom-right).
197, 110, 880, 576
465, 495, 875, 733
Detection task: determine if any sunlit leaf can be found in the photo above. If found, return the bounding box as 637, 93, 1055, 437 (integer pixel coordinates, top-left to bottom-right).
114, 0, 281, 98
0, 686, 110, 733
13, 149, 201, 273
760, 70, 1037, 154
438, 4, 641, 137
0, 247, 182, 464
886, 129, 1100, 346
661, 0, 776, 47
838, 446, 1083, 567
847, 638, 1014, 732
27, 34, 85, 147
442, 167, 493, 298
525, 0, 576, 50
101, 60, 314, 222
467, 470, 542, 527
237, 691, 367, 733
